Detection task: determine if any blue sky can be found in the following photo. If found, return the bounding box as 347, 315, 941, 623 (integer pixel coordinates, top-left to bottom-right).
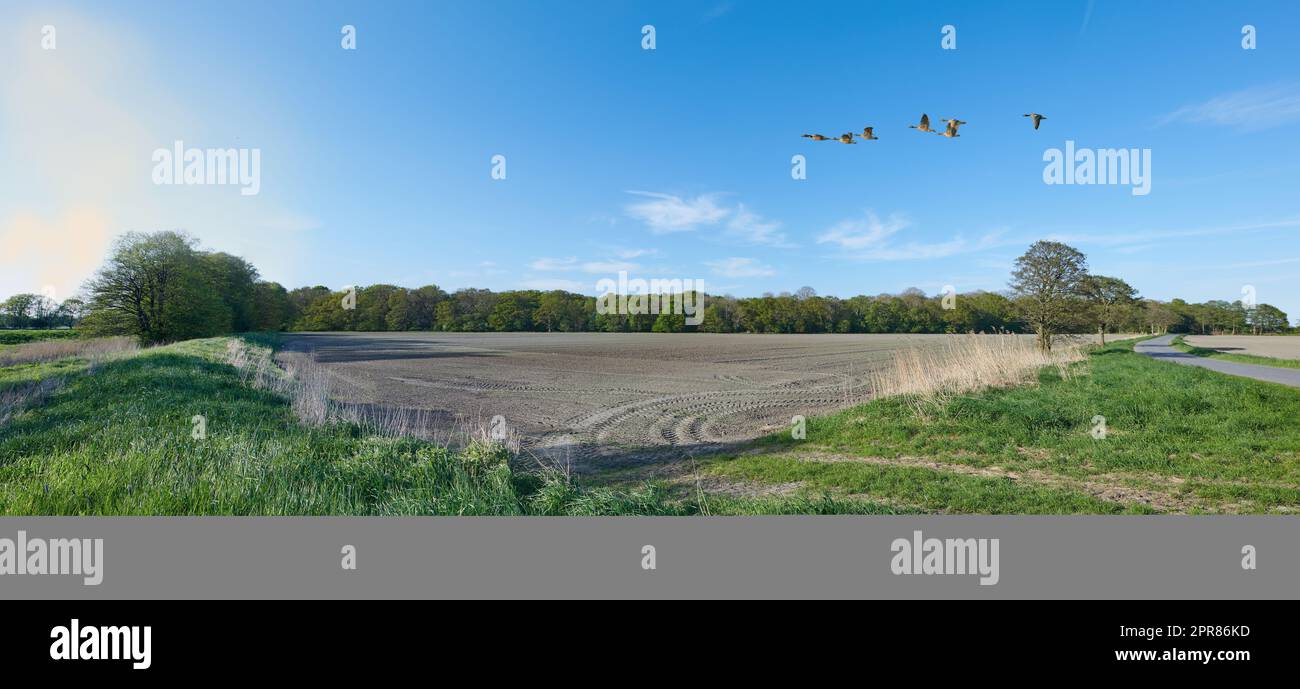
2, 0, 1298, 320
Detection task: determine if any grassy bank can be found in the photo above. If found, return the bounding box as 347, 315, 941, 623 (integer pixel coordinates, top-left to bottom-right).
0, 336, 896, 515
1170, 335, 1300, 370
694, 338, 1300, 514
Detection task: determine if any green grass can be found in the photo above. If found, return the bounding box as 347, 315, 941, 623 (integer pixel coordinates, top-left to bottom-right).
0, 329, 79, 345
0, 358, 88, 390
0, 336, 895, 515
1170, 335, 1300, 370
697, 339, 1300, 514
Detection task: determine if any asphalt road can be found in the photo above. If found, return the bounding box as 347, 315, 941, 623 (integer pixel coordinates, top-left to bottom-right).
1135, 335, 1300, 388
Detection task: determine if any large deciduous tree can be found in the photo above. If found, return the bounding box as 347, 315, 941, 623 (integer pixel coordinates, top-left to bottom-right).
81, 231, 243, 343
1009, 241, 1089, 351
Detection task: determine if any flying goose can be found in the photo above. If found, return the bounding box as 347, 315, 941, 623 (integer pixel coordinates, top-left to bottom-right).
936, 119, 965, 138
860, 126, 879, 140
801, 133, 833, 141
835, 132, 857, 144
908, 113, 934, 132
1023, 113, 1046, 130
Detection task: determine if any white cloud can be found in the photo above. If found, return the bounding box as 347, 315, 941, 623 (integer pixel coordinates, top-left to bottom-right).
1157, 83, 1300, 132
624, 191, 729, 233
726, 204, 794, 247
580, 260, 639, 273
817, 211, 1007, 260
530, 257, 578, 271
531, 256, 641, 273
705, 257, 775, 278
816, 211, 909, 251
622, 192, 795, 249
855, 234, 1005, 260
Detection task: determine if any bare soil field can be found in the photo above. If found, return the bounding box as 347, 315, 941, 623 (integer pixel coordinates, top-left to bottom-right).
1183, 335, 1300, 360
278, 332, 1126, 471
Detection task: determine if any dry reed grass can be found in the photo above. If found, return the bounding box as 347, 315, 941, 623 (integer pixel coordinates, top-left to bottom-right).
0, 336, 138, 368
0, 377, 64, 427
869, 334, 1088, 413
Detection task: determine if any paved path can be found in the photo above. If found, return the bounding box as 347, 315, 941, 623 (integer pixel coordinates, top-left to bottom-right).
1135, 335, 1300, 388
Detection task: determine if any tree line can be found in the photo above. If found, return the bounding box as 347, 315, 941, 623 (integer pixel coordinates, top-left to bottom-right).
0, 293, 85, 330
2, 232, 1292, 344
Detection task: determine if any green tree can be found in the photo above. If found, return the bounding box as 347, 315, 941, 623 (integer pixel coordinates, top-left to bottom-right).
251, 282, 292, 330
1009, 241, 1089, 350
944, 291, 1017, 333
355, 284, 400, 331
651, 312, 686, 332
0, 293, 41, 329
381, 285, 447, 331
434, 301, 456, 331
55, 298, 88, 328
1081, 275, 1137, 344
1140, 299, 1179, 335
82, 231, 230, 343
203, 252, 259, 331
1249, 304, 1289, 334
385, 289, 412, 331
449, 289, 497, 331
287, 286, 332, 328
297, 289, 354, 331
532, 291, 566, 332
488, 292, 535, 331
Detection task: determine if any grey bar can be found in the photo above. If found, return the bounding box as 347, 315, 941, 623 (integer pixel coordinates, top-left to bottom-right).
0, 517, 1293, 599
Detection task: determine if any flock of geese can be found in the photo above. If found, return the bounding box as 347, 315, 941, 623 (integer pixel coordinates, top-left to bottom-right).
802, 112, 1047, 144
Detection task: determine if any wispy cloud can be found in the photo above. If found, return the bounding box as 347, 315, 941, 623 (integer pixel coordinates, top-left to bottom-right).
1220, 256, 1300, 269
581, 260, 639, 273
530, 257, 577, 271
703, 2, 734, 22
624, 191, 729, 233
1156, 83, 1300, 132
705, 257, 775, 278
1043, 217, 1300, 248
623, 192, 790, 246
816, 211, 908, 251
817, 211, 1007, 261
726, 204, 794, 247
531, 256, 641, 273
1079, 0, 1096, 34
